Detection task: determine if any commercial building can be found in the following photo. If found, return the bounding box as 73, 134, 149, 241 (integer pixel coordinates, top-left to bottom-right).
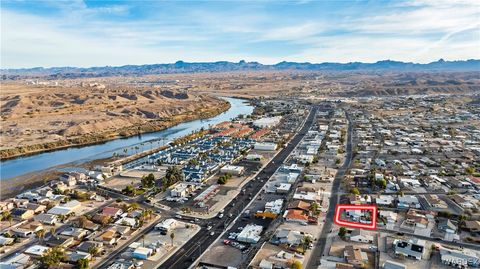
254, 142, 277, 151
253, 116, 282, 128
155, 218, 176, 235
220, 165, 245, 176
133, 247, 153, 260
237, 224, 263, 244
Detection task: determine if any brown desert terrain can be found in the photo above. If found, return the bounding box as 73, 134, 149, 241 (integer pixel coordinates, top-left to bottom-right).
0, 81, 229, 159
1, 70, 478, 159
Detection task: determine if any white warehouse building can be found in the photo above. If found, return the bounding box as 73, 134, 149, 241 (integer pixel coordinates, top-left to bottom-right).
254, 142, 277, 151
220, 165, 245, 175
253, 116, 282, 128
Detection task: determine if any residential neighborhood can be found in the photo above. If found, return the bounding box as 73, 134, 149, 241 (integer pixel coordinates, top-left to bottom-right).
1, 95, 479, 269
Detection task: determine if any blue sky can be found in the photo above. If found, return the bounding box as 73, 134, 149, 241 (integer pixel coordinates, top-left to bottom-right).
1, 0, 479, 68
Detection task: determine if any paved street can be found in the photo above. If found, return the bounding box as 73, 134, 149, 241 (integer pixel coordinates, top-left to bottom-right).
306, 112, 353, 269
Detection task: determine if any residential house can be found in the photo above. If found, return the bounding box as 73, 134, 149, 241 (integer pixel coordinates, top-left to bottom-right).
271, 228, 312, 248
10, 228, 34, 238
463, 220, 480, 234
450, 194, 475, 209
0, 253, 31, 269
45, 235, 74, 248
98, 229, 117, 245
47, 200, 81, 216
60, 174, 77, 187
102, 207, 123, 218
60, 227, 88, 240
283, 209, 309, 225
424, 195, 448, 209
81, 219, 101, 231
24, 203, 46, 214
0, 236, 15, 246
375, 195, 394, 207
77, 241, 104, 253
349, 229, 373, 243
10, 208, 34, 220
34, 213, 58, 225
287, 200, 311, 215
24, 245, 50, 257
344, 245, 369, 267
398, 196, 421, 209
0, 201, 14, 212
379, 211, 398, 226
394, 239, 426, 260
66, 251, 91, 263
438, 219, 457, 234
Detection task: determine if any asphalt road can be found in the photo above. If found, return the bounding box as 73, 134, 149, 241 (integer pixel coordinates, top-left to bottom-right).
306, 112, 353, 269
159, 106, 318, 269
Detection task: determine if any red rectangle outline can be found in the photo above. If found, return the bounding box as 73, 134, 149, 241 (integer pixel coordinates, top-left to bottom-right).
334, 204, 377, 230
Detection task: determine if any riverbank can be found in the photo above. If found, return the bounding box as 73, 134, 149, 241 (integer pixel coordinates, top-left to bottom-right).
0, 100, 230, 160
0, 156, 114, 199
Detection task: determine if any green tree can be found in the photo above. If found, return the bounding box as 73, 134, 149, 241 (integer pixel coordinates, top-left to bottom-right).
141, 173, 156, 188
77, 258, 89, 269
289, 259, 303, 269
162, 166, 184, 190
301, 235, 313, 253
350, 188, 360, 195
122, 184, 136, 196
40, 246, 66, 268
87, 246, 100, 260
170, 232, 175, 246
309, 202, 320, 216
465, 167, 475, 175
338, 227, 347, 237
377, 179, 387, 189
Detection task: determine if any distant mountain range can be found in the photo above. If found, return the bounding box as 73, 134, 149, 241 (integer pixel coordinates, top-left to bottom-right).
2, 59, 479, 78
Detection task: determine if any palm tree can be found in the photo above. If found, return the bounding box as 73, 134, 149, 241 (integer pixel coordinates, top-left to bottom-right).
310, 202, 320, 216
141, 234, 146, 247
170, 232, 175, 246
2, 211, 13, 226
35, 229, 46, 243
301, 235, 313, 253
87, 246, 100, 260
146, 209, 154, 220
50, 227, 57, 238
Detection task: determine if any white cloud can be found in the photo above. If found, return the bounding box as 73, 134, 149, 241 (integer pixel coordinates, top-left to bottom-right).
1, 0, 478, 68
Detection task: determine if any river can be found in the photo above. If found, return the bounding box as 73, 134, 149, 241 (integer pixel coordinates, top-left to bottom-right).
0, 97, 254, 180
